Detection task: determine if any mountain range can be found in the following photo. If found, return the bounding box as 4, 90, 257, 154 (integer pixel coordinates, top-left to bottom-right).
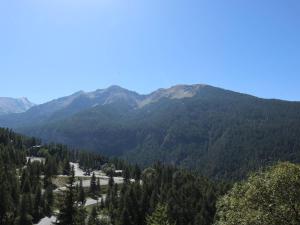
0, 97, 35, 115
1, 84, 300, 179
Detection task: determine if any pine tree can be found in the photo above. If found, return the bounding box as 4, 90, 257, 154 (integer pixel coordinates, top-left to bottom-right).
134, 164, 141, 181
123, 168, 130, 184
0, 171, 13, 224
119, 209, 132, 225
108, 173, 114, 188
105, 174, 115, 208
10, 169, 21, 208
78, 179, 86, 205
63, 159, 71, 176
108, 184, 119, 224
87, 206, 101, 225
43, 174, 51, 189
43, 185, 54, 216
15, 194, 33, 225
146, 204, 173, 225
20, 169, 27, 190
22, 178, 31, 195
90, 172, 97, 194
44, 156, 58, 177
96, 177, 101, 196
76, 206, 87, 225
32, 184, 43, 223
100, 198, 105, 210
56, 166, 81, 225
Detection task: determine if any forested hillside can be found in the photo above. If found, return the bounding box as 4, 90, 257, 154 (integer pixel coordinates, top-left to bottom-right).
1, 85, 300, 179
2, 127, 299, 225
0, 127, 107, 224
0, 128, 227, 225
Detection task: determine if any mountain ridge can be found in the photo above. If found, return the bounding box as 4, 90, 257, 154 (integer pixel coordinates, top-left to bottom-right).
1, 84, 300, 179
0, 84, 210, 127
0, 97, 35, 115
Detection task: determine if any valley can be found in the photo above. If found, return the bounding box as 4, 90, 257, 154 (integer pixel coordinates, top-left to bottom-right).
1, 84, 300, 179
3, 0, 299, 224
1, 86, 300, 225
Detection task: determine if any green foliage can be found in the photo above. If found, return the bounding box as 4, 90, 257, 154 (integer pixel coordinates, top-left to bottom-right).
0, 128, 109, 225
87, 207, 101, 225
214, 162, 300, 225
146, 204, 173, 225
32, 184, 43, 223
90, 173, 97, 196
102, 163, 116, 176
62, 159, 71, 175
15, 194, 33, 225
44, 185, 54, 216
56, 166, 80, 225
107, 164, 225, 225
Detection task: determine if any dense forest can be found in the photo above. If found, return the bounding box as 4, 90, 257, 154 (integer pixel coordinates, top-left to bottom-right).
1, 127, 300, 225
0, 127, 108, 224
103, 163, 229, 225
0, 127, 228, 225
1, 85, 300, 180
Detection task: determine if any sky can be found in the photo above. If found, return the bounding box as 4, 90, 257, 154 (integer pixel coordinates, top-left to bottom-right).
0, 0, 300, 104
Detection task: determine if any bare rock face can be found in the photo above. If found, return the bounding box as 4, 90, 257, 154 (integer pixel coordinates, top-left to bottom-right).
138, 84, 206, 107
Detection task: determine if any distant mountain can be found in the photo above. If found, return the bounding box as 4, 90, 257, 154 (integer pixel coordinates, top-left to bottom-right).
0, 97, 35, 115
1, 84, 300, 179
0, 85, 202, 128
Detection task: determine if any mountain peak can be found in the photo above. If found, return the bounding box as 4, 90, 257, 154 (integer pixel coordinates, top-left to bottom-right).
92, 85, 131, 95
18, 97, 35, 105
106, 85, 125, 91
0, 97, 35, 115
138, 84, 207, 107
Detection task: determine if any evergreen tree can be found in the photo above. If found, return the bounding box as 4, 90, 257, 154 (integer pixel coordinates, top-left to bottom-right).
20, 169, 27, 190
134, 164, 141, 181
62, 159, 71, 176
43, 185, 54, 216
56, 166, 81, 225
76, 206, 87, 225
21, 177, 31, 194
146, 204, 173, 225
105, 174, 115, 208
0, 172, 13, 224
15, 194, 33, 225
78, 179, 86, 205
96, 178, 101, 196
100, 198, 105, 210
43, 174, 52, 189
118, 209, 131, 225
108, 174, 114, 189
90, 172, 97, 196
32, 184, 43, 223
123, 168, 130, 184
10, 169, 21, 208
44, 156, 58, 177
87, 206, 101, 225
0, 128, 111, 225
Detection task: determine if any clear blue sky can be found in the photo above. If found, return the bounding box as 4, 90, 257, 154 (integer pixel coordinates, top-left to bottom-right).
1, 0, 300, 104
